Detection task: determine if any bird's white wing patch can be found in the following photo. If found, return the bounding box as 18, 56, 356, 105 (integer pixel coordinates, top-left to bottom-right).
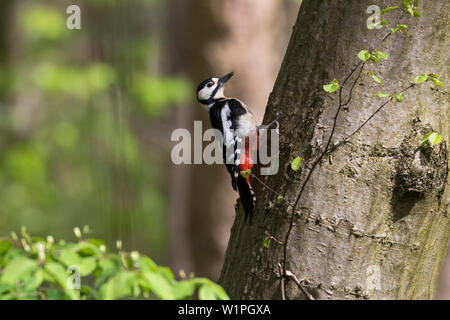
221, 103, 236, 165
221, 103, 234, 148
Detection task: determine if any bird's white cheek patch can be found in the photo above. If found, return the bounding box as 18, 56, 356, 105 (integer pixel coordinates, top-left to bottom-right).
198, 88, 212, 101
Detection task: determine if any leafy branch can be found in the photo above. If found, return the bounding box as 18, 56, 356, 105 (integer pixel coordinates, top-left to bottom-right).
272, 3, 437, 300
0, 227, 229, 300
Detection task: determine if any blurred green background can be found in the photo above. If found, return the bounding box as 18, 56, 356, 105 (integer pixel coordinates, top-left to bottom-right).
0, 0, 192, 263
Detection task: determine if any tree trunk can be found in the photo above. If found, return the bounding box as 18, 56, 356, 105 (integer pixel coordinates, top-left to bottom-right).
436, 240, 450, 299
219, 0, 449, 300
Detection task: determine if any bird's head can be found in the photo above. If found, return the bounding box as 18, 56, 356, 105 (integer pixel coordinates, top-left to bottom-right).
196, 72, 234, 109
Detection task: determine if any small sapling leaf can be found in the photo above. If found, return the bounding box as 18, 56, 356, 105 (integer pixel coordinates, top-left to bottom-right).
323, 79, 340, 93
421, 131, 443, 146
357, 50, 370, 61
413, 74, 428, 84
240, 169, 251, 179
394, 93, 403, 102
291, 157, 303, 171
263, 237, 271, 248
376, 92, 390, 98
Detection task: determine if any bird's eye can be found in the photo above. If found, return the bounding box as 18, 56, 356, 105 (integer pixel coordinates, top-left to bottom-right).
207, 82, 214, 88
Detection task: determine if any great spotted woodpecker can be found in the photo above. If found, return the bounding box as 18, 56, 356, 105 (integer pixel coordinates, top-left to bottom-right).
197, 72, 257, 222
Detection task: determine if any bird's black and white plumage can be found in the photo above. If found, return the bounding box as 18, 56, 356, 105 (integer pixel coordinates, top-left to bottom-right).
197, 72, 258, 222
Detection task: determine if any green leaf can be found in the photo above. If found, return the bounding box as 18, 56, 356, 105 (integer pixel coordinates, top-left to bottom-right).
0, 239, 12, 256
23, 268, 44, 291
156, 266, 175, 281
101, 271, 137, 300
87, 238, 106, 248
371, 74, 382, 85
172, 280, 196, 300
376, 92, 390, 98
421, 132, 443, 146
143, 271, 175, 300
1, 257, 38, 285
403, 0, 420, 17
240, 169, 251, 179
44, 262, 78, 300
430, 74, 444, 87
290, 157, 303, 171
45, 288, 64, 300
369, 51, 388, 63
428, 133, 443, 145
95, 257, 120, 287
403, 0, 413, 8
263, 237, 271, 248
381, 6, 399, 14
276, 195, 284, 203
413, 74, 428, 84
137, 256, 157, 273
357, 50, 370, 62
56, 249, 97, 276
72, 242, 102, 257
78, 258, 97, 276
391, 24, 408, 33
394, 93, 403, 102
199, 284, 216, 300
420, 132, 432, 145
376, 51, 388, 60
323, 79, 339, 93
197, 281, 229, 300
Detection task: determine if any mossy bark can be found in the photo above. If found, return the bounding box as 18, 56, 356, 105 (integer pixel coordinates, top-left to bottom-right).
219, 0, 450, 300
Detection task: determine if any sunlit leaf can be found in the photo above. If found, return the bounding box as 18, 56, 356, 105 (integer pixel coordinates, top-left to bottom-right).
143, 272, 175, 300
357, 50, 370, 62
1, 257, 38, 285
291, 157, 303, 171
381, 6, 399, 14
376, 92, 390, 98
44, 262, 78, 300
240, 169, 251, 179
323, 79, 339, 93
429, 74, 444, 87
391, 24, 408, 33
101, 271, 137, 300
263, 237, 271, 248
371, 74, 382, 85
413, 74, 428, 84
394, 93, 403, 102
421, 132, 443, 146
0, 239, 12, 256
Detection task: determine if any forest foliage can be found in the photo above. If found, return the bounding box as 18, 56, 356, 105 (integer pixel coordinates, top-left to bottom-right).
0, 227, 228, 300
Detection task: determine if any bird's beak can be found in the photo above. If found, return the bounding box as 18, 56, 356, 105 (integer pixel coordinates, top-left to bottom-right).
218, 72, 234, 86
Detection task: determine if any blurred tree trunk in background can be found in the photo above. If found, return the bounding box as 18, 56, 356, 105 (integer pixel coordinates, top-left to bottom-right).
220, 0, 449, 299
168, 0, 299, 280
0, 0, 13, 98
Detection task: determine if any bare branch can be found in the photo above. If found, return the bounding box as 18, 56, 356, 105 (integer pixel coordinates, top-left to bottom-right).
285, 270, 315, 300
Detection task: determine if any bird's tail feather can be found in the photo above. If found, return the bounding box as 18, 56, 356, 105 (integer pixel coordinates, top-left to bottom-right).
237, 175, 254, 224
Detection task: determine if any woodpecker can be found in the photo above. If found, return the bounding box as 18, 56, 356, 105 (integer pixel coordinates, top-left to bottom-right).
197, 72, 258, 222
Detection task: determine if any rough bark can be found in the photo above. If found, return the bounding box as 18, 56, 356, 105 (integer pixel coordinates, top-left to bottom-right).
219, 0, 450, 300
436, 240, 450, 299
